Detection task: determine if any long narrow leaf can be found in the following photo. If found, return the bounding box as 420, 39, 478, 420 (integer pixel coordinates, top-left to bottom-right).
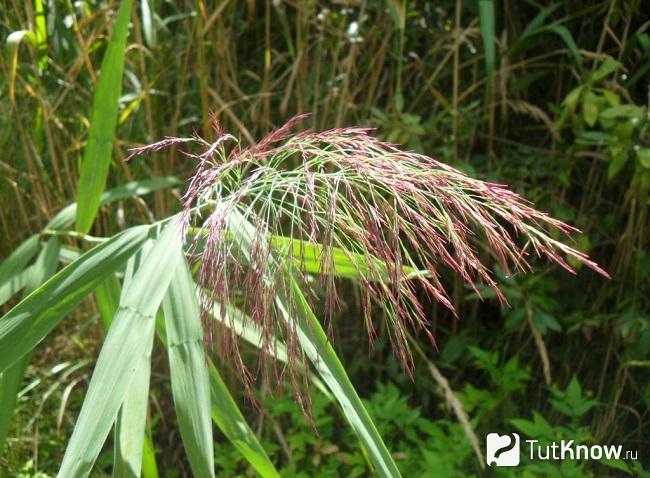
0, 268, 29, 308
75, 0, 133, 233
269, 235, 418, 280
276, 279, 400, 477
113, 350, 152, 478
162, 257, 215, 478
112, 251, 153, 478
34, 0, 47, 71
478, 0, 495, 85
0, 234, 39, 287
0, 226, 149, 374
94, 274, 122, 331
190, 228, 419, 280
54, 177, 178, 231
141, 432, 160, 478
94, 266, 160, 478
208, 363, 281, 478
58, 221, 183, 477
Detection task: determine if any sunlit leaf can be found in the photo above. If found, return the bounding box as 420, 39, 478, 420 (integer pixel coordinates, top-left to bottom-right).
75, 0, 133, 233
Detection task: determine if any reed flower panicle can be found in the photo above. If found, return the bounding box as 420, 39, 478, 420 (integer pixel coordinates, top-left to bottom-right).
128, 114, 608, 392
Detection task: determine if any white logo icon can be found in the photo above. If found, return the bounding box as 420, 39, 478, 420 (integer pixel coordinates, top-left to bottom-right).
486, 432, 520, 467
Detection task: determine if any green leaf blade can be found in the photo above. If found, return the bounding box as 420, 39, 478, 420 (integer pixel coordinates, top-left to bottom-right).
58, 221, 183, 477
0, 226, 149, 374
162, 257, 215, 478
478, 0, 495, 84
208, 363, 281, 478
75, 0, 133, 233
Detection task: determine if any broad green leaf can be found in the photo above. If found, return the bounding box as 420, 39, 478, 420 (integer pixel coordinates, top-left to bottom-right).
75, 0, 133, 233
53, 177, 178, 230
562, 86, 583, 111
636, 147, 650, 169
58, 220, 183, 477
599, 105, 645, 120
208, 363, 281, 478
0, 238, 60, 458
607, 145, 629, 180
227, 210, 401, 478
478, 0, 495, 83
0, 234, 39, 288
0, 226, 149, 374
161, 257, 215, 478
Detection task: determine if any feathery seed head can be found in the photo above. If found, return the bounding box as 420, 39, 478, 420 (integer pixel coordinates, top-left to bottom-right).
127, 114, 608, 392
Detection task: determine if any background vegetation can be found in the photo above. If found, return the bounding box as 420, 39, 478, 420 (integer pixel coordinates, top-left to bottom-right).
1, 0, 649, 476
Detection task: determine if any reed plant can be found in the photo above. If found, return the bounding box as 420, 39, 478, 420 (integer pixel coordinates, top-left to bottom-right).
1, 0, 648, 476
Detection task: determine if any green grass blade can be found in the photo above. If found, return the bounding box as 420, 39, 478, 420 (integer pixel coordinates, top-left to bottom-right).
0, 356, 28, 459
0, 234, 39, 288
191, 228, 419, 280
161, 257, 215, 478
94, 274, 122, 331
57, 221, 182, 477
24, 238, 61, 292
112, 251, 153, 478
58, 177, 178, 231
208, 362, 281, 478
478, 0, 495, 84
34, 0, 47, 71
94, 266, 160, 478
519, 3, 562, 41
140, 0, 156, 47
113, 345, 152, 478
548, 25, 583, 74
269, 235, 418, 280
0, 238, 60, 459
155, 268, 279, 478
0, 269, 29, 308
276, 278, 401, 477
75, 0, 133, 233
0, 226, 149, 374
227, 210, 401, 478
141, 431, 159, 478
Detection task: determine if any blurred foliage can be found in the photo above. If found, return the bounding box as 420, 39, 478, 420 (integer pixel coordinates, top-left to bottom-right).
1, 0, 648, 476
